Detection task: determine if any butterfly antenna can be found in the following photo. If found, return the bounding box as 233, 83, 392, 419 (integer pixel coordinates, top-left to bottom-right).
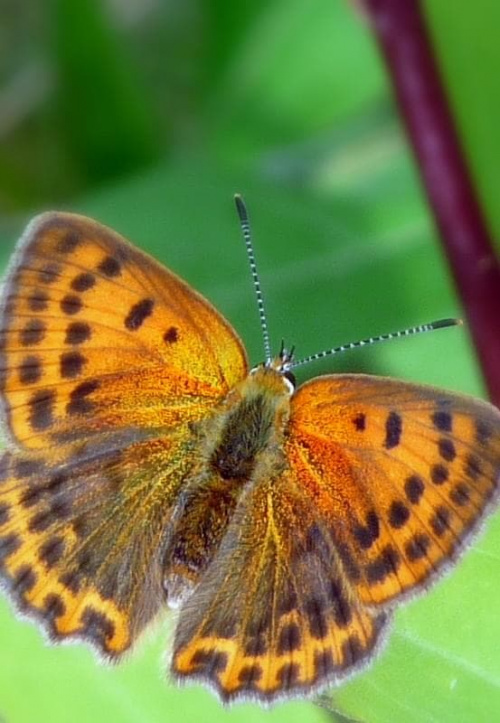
235, 194, 272, 364
291, 318, 462, 369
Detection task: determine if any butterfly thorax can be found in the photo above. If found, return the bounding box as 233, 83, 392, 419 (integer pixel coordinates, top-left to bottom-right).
162, 365, 293, 608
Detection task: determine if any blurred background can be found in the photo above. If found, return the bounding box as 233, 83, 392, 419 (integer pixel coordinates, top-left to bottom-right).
1, 1, 499, 722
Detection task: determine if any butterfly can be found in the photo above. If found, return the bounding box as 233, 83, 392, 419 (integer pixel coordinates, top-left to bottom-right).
0, 197, 499, 706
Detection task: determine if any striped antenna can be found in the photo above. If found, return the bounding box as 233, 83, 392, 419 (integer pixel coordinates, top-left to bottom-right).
234, 194, 272, 365
291, 318, 462, 370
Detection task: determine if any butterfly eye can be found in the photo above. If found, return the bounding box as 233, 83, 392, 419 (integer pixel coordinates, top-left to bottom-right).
283, 370, 296, 392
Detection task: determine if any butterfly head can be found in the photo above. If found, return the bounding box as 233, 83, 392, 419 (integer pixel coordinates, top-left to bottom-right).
250, 342, 296, 395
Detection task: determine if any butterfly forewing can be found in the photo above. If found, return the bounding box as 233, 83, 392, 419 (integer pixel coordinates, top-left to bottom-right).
0, 213, 248, 450
287, 374, 500, 607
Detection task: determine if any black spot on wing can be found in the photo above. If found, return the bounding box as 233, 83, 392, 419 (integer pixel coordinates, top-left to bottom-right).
432, 410, 452, 432
163, 326, 179, 344
405, 533, 431, 562
450, 483, 470, 507
388, 500, 410, 529
19, 356, 42, 385
20, 320, 46, 346
353, 413, 366, 431
431, 464, 448, 485
71, 272, 96, 292
353, 510, 380, 550
238, 664, 263, 686
28, 290, 49, 312
38, 263, 61, 284
124, 299, 154, 331
39, 536, 65, 569
80, 607, 116, 646
277, 622, 301, 653
29, 389, 56, 430
60, 294, 83, 316
56, 230, 81, 254
97, 256, 121, 278
0, 533, 21, 566
276, 662, 300, 687
66, 379, 100, 416
438, 438, 456, 462
405, 475, 424, 503
65, 322, 91, 345
384, 411, 402, 449
60, 351, 86, 379
429, 505, 452, 537
13, 564, 37, 594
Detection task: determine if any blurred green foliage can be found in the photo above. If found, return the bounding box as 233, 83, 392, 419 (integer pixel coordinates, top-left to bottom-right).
0, 1, 499, 722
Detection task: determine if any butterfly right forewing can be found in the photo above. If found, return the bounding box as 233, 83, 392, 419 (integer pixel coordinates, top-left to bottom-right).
287, 374, 500, 608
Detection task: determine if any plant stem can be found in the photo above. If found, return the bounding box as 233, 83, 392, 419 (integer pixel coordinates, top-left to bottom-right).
360, 0, 500, 404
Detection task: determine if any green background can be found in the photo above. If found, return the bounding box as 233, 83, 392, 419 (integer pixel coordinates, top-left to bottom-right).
0, 2, 499, 722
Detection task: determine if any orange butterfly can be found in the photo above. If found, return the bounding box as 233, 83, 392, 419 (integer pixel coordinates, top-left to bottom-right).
0, 197, 499, 705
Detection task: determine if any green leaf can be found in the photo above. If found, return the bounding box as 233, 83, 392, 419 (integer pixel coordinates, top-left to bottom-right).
50, 0, 161, 182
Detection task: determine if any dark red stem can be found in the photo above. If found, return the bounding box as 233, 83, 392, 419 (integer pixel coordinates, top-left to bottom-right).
361, 0, 500, 405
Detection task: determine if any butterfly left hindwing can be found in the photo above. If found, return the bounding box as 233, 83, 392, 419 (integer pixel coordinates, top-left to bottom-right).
0, 432, 193, 656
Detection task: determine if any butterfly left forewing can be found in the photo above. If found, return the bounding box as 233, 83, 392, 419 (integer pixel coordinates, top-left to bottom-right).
172, 472, 388, 703
1, 212, 247, 450
287, 374, 500, 607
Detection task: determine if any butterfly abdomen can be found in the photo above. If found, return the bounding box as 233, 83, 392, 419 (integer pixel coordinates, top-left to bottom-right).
210, 395, 276, 480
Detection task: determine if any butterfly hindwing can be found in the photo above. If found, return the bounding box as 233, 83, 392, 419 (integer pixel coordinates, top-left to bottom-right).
287, 374, 500, 607
0, 429, 194, 656
172, 471, 389, 703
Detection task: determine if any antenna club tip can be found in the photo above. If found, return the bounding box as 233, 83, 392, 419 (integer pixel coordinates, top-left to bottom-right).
234, 193, 244, 207
234, 194, 248, 222
432, 317, 463, 329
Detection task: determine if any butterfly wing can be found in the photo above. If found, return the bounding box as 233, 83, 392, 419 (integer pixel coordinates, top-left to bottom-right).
0, 213, 247, 655
171, 471, 389, 703
0, 432, 191, 656
286, 374, 500, 607
0, 212, 248, 450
